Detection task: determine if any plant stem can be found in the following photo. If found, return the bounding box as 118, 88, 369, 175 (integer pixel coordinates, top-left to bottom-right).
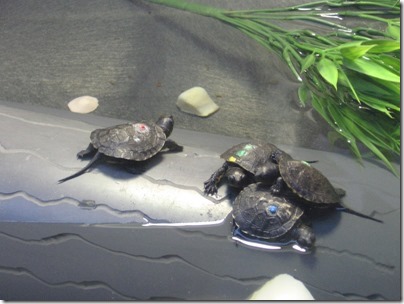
147, 0, 225, 18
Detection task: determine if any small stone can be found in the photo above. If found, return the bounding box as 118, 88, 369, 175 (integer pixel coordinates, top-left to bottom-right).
67, 96, 99, 114
248, 274, 314, 300
176, 87, 219, 117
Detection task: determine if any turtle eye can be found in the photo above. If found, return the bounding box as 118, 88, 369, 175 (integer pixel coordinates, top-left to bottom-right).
267, 205, 278, 215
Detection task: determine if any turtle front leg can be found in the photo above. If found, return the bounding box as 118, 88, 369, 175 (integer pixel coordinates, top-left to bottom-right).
203, 162, 229, 195
163, 139, 183, 153
77, 143, 97, 159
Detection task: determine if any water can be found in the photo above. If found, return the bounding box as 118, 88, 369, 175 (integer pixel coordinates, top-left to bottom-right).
0, 0, 400, 300
0, 100, 400, 300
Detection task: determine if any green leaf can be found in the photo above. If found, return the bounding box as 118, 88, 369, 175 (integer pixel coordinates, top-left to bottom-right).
282, 48, 301, 81
363, 40, 400, 53
338, 69, 360, 102
340, 44, 375, 60
300, 52, 316, 73
297, 83, 310, 106
340, 106, 400, 154
316, 58, 339, 90
347, 71, 400, 101
386, 22, 400, 41
358, 94, 399, 118
378, 54, 400, 74
341, 115, 398, 176
311, 96, 362, 160
343, 57, 400, 83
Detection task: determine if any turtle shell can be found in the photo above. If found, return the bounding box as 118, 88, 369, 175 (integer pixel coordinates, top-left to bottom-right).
233, 183, 304, 239
278, 156, 340, 206
90, 121, 166, 161
221, 142, 278, 175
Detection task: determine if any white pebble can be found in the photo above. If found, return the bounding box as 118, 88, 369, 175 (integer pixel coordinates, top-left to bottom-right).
248, 274, 314, 300
176, 87, 219, 117
67, 96, 99, 114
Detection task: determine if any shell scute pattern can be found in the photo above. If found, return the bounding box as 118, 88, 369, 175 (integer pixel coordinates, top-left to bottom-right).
233, 183, 304, 239
221, 142, 278, 175
279, 158, 340, 205
91, 122, 166, 161
58, 115, 181, 184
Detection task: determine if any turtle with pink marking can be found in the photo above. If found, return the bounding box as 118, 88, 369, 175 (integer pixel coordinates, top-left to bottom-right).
58, 115, 182, 183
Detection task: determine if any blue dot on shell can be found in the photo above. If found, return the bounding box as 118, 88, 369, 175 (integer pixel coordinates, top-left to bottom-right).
268, 205, 277, 214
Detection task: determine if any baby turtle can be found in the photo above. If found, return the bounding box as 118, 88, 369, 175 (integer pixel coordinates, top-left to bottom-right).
204, 142, 280, 195
232, 183, 315, 250
270, 151, 382, 223
58, 115, 182, 183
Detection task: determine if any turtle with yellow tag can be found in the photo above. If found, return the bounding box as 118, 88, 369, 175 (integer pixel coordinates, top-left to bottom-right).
203, 142, 281, 195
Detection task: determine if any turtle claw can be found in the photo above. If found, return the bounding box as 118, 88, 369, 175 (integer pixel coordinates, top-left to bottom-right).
203, 163, 228, 196
270, 176, 284, 195
203, 179, 218, 196
270, 185, 280, 195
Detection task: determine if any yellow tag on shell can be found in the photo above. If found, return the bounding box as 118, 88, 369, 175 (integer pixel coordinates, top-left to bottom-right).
228, 156, 237, 163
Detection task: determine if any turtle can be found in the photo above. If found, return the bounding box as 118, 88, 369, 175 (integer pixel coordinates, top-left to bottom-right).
204, 142, 281, 195
232, 183, 315, 250
270, 150, 383, 223
58, 115, 183, 183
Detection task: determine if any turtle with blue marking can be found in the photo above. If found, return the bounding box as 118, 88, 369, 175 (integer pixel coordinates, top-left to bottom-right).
232, 183, 315, 249
203, 142, 281, 195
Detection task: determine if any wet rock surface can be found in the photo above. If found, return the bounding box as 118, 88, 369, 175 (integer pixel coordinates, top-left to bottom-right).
0, 101, 400, 300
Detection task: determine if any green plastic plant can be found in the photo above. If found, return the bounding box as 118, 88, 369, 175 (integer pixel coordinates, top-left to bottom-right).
146, 0, 400, 174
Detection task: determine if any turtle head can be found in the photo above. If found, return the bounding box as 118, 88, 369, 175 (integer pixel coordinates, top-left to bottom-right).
292, 223, 315, 250
271, 149, 292, 164
156, 115, 174, 137
226, 166, 252, 189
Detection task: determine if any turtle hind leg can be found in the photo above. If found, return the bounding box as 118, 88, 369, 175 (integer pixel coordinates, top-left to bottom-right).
77, 143, 97, 159
58, 152, 102, 183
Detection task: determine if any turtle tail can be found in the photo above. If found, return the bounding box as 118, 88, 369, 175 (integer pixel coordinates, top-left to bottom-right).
337, 206, 383, 223
58, 152, 102, 183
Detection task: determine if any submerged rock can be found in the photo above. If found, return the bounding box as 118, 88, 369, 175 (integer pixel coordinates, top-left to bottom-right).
248, 274, 314, 300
